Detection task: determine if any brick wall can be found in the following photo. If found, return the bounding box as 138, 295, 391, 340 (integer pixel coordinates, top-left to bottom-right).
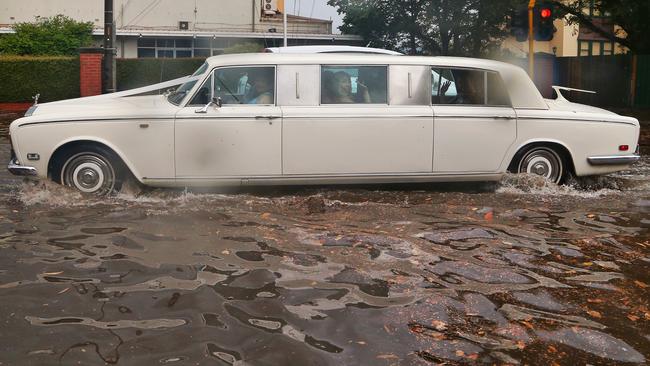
79, 49, 103, 97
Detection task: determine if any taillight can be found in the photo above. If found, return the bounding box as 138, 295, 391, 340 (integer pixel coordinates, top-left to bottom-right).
619, 145, 629, 152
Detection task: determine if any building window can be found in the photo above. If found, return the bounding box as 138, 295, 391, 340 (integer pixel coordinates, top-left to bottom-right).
136, 37, 237, 58
578, 40, 615, 56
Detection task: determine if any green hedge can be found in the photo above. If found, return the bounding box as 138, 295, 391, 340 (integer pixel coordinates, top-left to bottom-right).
116, 58, 206, 91
0, 56, 79, 102
0, 57, 207, 102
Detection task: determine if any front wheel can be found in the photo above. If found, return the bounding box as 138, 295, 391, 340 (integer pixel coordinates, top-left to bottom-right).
516, 146, 566, 184
60, 147, 122, 195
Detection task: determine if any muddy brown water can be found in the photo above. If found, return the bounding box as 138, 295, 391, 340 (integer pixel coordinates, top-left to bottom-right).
0, 113, 648, 365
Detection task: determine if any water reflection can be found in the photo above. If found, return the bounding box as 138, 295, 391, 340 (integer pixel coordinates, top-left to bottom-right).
0, 126, 648, 364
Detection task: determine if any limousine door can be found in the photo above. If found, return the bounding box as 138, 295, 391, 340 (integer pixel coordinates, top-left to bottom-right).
431, 68, 517, 173
280, 65, 434, 176
174, 66, 282, 178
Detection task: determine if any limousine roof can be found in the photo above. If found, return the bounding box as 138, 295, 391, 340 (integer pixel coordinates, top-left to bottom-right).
205, 53, 548, 110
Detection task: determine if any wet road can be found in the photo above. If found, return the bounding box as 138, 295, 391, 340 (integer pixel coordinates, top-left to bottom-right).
0, 113, 648, 365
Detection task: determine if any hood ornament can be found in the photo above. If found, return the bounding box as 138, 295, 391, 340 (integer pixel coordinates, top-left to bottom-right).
32, 93, 40, 106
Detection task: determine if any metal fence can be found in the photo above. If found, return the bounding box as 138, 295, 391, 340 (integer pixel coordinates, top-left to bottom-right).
635, 55, 650, 108
506, 54, 649, 108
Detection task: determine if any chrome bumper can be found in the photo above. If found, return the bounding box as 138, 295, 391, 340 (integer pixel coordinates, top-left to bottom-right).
8, 158, 37, 176
587, 154, 641, 166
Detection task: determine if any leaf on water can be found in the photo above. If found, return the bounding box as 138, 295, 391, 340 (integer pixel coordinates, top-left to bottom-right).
357, 341, 366, 345
467, 353, 479, 360
587, 298, 604, 303
520, 320, 534, 329
260, 213, 272, 219
42, 271, 63, 276
547, 345, 558, 353
627, 314, 639, 321
484, 211, 494, 221
516, 341, 526, 350
587, 214, 596, 218
633, 280, 648, 288
376, 353, 398, 360
455, 350, 465, 357
431, 320, 447, 331
586, 310, 602, 319
57, 287, 70, 294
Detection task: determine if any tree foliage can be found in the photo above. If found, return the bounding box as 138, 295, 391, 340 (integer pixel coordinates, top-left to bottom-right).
223, 42, 264, 54
328, 0, 518, 56
553, 0, 650, 54
0, 15, 94, 56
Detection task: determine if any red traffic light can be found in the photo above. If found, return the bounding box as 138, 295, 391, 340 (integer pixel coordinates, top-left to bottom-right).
540, 8, 552, 18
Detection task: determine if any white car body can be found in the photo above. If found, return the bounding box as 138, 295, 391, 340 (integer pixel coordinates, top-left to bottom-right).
264, 45, 403, 55
8, 53, 640, 190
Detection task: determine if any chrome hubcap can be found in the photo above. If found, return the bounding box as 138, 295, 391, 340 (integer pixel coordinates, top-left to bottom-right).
62, 153, 115, 195
518, 148, 563, 183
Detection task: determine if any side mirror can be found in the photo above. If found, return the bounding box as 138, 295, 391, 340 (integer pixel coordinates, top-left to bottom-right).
195, 96, 221, 114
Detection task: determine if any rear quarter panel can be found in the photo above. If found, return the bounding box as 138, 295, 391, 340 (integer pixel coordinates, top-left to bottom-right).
508, 109, 640, 176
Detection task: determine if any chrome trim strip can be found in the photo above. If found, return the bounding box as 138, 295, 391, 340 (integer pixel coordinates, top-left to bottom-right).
435, 115, 515, 119
8, 159, 38, 176
517, 116, 637, 125
143, 173, 503, 187
18, 117, 174, 127
587, 154, 640, 166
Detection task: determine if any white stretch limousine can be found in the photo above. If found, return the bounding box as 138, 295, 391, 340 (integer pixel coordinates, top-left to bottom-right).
9, 52, 640, 195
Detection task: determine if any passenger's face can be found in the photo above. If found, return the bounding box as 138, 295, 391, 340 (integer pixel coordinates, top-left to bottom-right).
253, 77, 270, 92
335, 75, 352, 96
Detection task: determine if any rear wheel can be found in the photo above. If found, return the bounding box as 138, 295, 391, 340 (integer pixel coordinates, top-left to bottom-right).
515, 146, 565, 184
59, 146, 123, 195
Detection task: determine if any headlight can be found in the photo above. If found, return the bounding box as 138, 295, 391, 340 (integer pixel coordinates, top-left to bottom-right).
24, 105, 38, 117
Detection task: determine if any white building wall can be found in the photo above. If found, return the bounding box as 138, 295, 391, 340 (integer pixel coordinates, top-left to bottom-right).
1, 0, 254, 32
0, 0, 357, 58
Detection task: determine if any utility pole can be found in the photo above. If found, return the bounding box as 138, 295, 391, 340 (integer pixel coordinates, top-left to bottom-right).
103, 0, 116, 93
283, 7, 288, 47
528, 0, 536, 80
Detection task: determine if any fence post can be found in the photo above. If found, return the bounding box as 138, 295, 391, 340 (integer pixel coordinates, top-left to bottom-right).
78, 48, 104, 97
630, 54, 638, 107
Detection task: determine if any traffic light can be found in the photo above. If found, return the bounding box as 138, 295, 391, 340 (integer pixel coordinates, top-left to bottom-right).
510, 5, 529, 42
534, 3, 556, 41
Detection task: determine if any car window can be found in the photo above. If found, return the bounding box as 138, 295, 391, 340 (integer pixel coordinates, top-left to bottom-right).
431, 68, 458, 102
433, 68, 485, 105
487, 72, 511, 106
188, 73, 213, 106
211, 66, 275, 105
321, 66, 387, 104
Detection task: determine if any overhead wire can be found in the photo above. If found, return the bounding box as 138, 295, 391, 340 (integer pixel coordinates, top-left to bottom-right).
124, 0, 162, 27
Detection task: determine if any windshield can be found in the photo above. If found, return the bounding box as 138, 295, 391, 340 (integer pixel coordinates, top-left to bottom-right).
166, 62, 209, 105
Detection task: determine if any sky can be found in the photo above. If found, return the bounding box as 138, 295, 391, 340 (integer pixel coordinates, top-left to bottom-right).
284, 0, 344, 33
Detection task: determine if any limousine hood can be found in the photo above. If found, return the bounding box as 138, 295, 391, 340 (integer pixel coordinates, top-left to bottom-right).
12, 95, 179, 127
11, 75, 197, 127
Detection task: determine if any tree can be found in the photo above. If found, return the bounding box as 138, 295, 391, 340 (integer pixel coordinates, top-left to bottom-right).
223, 41, 264, 54
553, 0, 650, 54
328, 0, 519, 56
0, 15, 94, 56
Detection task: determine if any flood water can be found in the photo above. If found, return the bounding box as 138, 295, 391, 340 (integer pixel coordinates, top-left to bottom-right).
0, 113, 648, 365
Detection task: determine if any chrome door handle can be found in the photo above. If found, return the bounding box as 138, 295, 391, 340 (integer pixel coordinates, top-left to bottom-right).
255, 116, 280, 120
494, 116, 515, 120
